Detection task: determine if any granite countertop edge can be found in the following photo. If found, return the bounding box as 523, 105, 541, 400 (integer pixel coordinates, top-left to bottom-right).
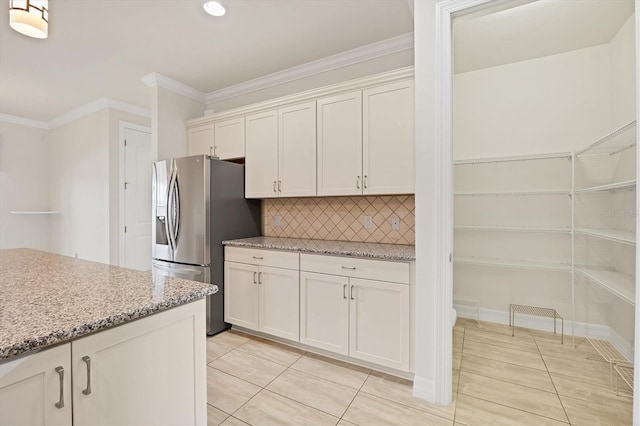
223, 238, 416, 261
0, 286, 216, 360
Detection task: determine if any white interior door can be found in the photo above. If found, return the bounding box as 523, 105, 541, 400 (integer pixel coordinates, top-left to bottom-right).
122, 124, 152, 270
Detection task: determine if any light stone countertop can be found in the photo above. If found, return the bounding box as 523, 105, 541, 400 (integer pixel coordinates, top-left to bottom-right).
0, 249, 217, 360
223, 237, 415, 261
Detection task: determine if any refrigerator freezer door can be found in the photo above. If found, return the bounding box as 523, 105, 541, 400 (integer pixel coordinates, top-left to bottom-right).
171, 155, 210, 266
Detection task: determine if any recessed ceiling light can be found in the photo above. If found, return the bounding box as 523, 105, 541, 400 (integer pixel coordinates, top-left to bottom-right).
203, 1, 226, 17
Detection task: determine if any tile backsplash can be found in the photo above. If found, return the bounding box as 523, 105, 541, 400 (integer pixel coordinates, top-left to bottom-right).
263, 195, 415, 245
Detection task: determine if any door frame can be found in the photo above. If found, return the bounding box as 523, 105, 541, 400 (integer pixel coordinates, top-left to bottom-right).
118, 120, 152, 267
427, 0, 640, 417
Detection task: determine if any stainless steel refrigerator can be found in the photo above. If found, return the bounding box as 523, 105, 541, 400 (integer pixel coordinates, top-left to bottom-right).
152, 155, 261, 335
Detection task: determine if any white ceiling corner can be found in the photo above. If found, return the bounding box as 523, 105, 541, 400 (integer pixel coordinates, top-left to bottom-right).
141, 73, 206, 104
204, 32, 415, 105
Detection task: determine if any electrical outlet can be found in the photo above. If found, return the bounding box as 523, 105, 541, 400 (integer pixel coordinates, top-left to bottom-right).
274, 215, 282, 227
364, 216, 373, 229
391, 216, 400, 231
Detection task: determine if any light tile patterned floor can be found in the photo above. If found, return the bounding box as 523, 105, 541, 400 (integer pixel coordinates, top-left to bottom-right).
206, 319, 633, 425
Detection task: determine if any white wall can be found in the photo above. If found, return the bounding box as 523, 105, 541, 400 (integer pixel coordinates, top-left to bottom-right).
0, 122, 51, 251
108, 110, 151, 264
454, 44, 612, 159
153, 87, 204, 161
611, 14, 636, 128
205, 50, 414, 113
49, 110, 111, 263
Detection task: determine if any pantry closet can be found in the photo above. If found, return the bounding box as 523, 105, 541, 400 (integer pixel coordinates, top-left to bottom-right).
452, 0, 636, 396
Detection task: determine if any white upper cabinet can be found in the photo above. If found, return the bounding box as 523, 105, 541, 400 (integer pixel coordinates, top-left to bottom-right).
317, 92, 363, 196
187, 123, 214, 157
278, 102, 317, 197
245, 102, 317, 198
245, 110, 279, 198
214, 117, 245, 159
363, 80, 415, 195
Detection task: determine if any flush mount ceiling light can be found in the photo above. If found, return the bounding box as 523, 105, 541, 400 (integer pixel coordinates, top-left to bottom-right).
203, 1, 225, 17
9, 0, 48, 39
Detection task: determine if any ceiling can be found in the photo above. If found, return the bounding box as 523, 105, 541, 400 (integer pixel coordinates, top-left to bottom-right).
454, 0, 635, 74
0, 0, 413, 121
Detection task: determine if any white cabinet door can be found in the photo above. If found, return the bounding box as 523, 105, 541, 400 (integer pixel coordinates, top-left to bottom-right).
317, 92, 363, 196
349, 278, 410, 371
72, 300, 207, 426
187, 123, 215, 157
0, 344, 72, 426
259, 266, 300, 341
299, 272, 349, 355
363, 80, 415, 195
245, 110, 279, 198
214, 117, 245, 159
224, 261, 259, 331
278, 101, 317, 197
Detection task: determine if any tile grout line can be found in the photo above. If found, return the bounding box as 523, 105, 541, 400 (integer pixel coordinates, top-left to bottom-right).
338, 370, 372, 423
532, 334, 572, 425
452, 325, 466, 424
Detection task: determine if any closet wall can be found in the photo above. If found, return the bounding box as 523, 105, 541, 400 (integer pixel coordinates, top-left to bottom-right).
453, 13, 636, 345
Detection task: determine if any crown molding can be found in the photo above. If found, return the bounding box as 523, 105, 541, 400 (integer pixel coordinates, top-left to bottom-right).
0, 113, 49, 129
187, 66, 414, 126
141, 72, 206, 104
1, 98, 151, 130
204, 32, 415, 105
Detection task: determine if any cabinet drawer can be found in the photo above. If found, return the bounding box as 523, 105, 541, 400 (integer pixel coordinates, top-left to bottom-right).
300, 254, 410, 284
225, 247, 299, 270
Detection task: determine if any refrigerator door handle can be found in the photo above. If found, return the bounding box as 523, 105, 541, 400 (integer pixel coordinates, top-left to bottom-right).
166, 167, 176, 251
173, 174, 181, 247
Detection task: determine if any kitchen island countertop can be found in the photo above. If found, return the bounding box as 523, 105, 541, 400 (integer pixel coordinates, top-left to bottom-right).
0, 249, 217, 360
223, 236, 415, 261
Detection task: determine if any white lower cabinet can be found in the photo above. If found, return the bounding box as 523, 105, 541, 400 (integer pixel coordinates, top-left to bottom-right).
224, 256, 300, 341
0, 299, 207, 426
300, 272, 410, 371
0, 344, 72, 426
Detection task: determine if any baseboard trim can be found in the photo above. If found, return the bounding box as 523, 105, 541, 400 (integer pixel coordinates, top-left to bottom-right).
412, 375, 436, 402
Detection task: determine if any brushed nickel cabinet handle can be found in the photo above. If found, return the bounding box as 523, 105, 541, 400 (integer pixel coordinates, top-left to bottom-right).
82, 356, 92, 395
363, 175, 368, 189
273, 181, 277, 193
209, 146, 214, 157
252, 256, 264, 260
350, 285, 355, 300
343, 284, 347, 299
54, 366, 64, 409
341, 266, 356, 270
278, 180, 282, 192
253, 271, 257, 284
356, 176, 361, 189
258, 272, 263, 284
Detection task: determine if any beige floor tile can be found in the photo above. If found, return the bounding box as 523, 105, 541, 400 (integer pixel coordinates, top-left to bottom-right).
551, 373, 633, 407
234, 389, 339, 426
453, 347, 462, 370
453, 369, 460, 394
560, 394, 633, 425
459, 319, 525, 336
207, 404, 229, 426
289, 352, 370, 389
266, 368, 357, 417
534, 336, 600, 361
343, 392, 452, 426
361, 371, 456, 420
210, 331, 251, 348
207, 340, 234, 363
463, 339, 546, 370
542, 354, 612, 388
207, 367, 261, 415
460, 354, 556, 393
454, 394, 567, 426
463, 327, 538, 352
210, 349, 287, 387
458, 371, 567, 422
337, 420, 356, 426
219, 416, 250, 426
236, 338, 305, 367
